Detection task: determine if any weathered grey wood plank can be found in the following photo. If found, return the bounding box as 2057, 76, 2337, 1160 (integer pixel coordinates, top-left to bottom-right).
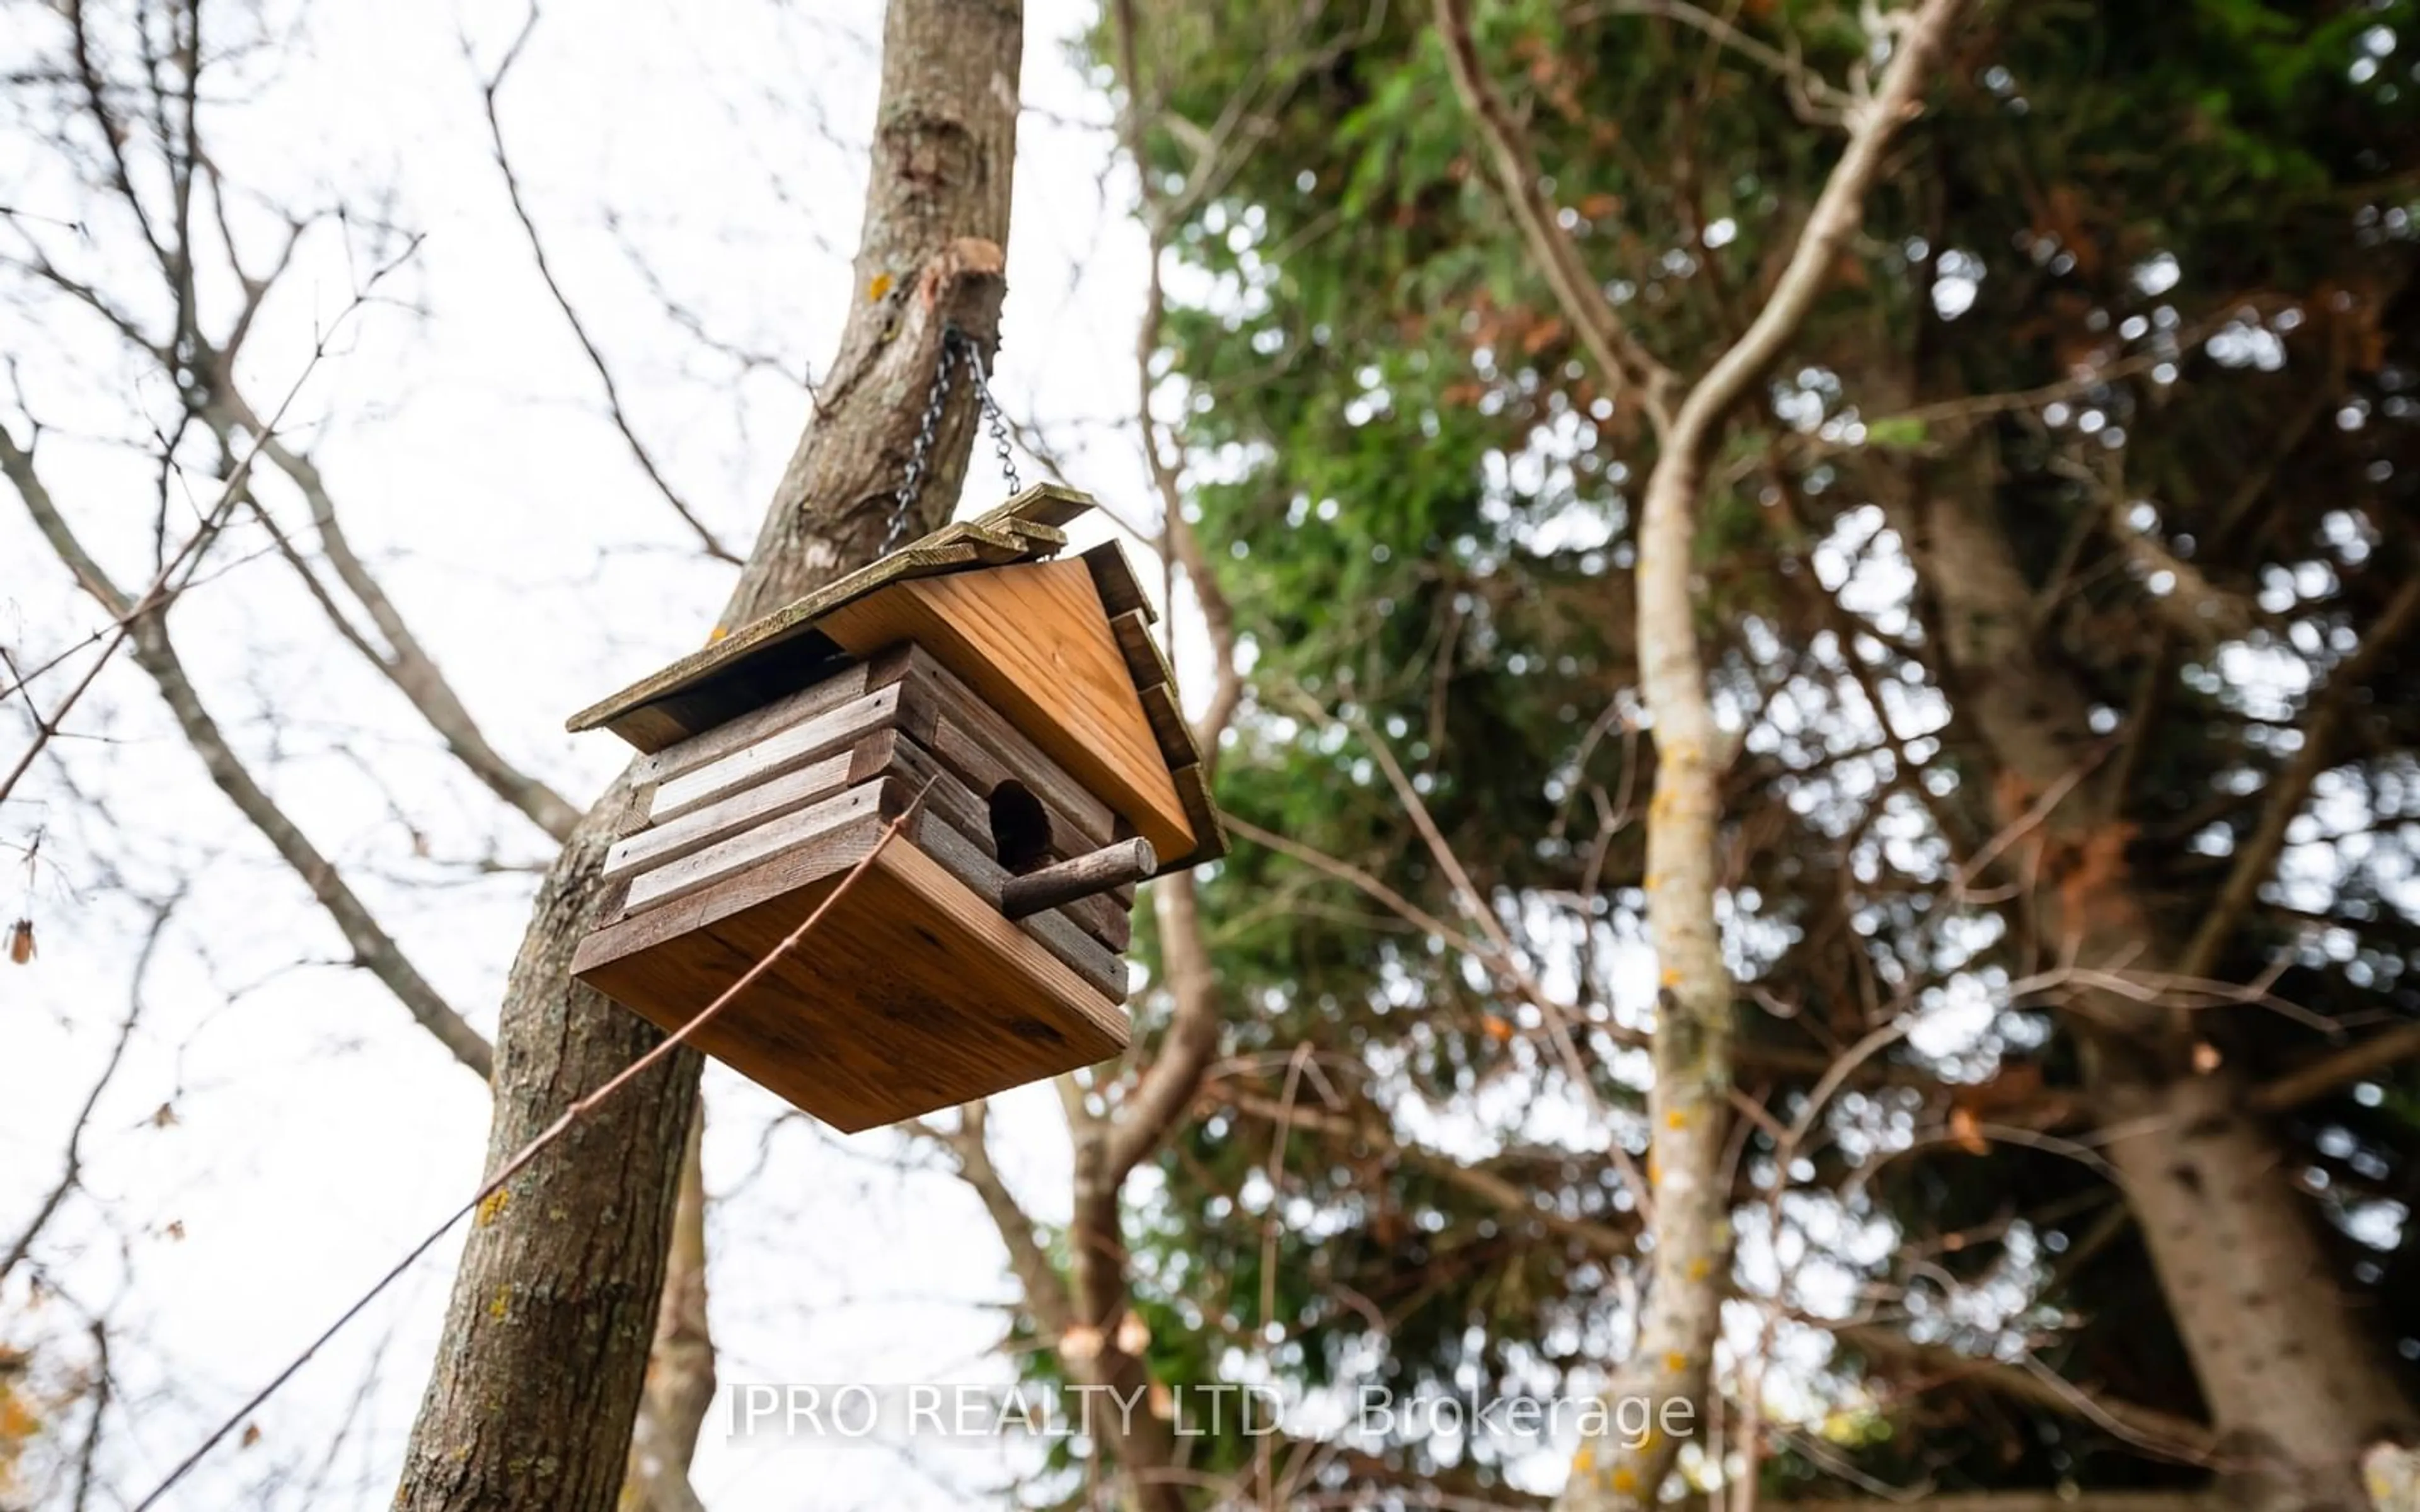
649, 685, 900, 822
571, 808, 885, 975
632, 663, 872, 786
849, 727, 994, 855
604, 751, 855, 879
857, 726, 1131, 951
624, 781, 887, 915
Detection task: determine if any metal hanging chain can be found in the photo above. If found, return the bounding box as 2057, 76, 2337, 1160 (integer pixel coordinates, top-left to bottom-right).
885, 331, 959, 554
884, 326, 1025, 556
966, 340, 1022, 498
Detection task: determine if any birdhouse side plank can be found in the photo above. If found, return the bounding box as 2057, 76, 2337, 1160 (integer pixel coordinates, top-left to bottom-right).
913, 815, 1127, 1000
848, 728, 1129, 962
885, 645, 1117, 847
631, 660, 875, 787
648, 684, 901, 823
623, 780, 888, 915
842, 726, 1127, 949
602, 750, 856, 881
589, 685, 1128, 966
842, 728, 994, 855
569, 798, 890, 977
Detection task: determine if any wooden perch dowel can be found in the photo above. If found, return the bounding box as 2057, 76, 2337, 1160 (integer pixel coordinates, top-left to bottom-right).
1000, 839, 1156, 920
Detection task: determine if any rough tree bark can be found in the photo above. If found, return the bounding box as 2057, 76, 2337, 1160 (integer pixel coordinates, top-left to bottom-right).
621, 1122, 713, 1512
393, 1, 1026, 1506
1900, 456, 2420, 1512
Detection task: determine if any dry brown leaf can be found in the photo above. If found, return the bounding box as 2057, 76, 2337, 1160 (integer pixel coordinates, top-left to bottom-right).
1950, 1106, 1990, 1157
1115, 1310, 1150, 1356
1059, 1325, 1103, 1363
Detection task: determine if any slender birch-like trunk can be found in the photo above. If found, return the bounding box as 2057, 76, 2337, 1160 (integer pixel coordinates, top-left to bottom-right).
1545, 6, 1968, 1504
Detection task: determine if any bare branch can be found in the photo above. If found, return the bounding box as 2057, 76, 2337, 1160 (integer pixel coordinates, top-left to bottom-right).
2252, 1021, 2420, 1113
134, 793, 925, 1510
919, 1101, 1078, 1337
2177, 575, 2420, 980
1224, 1089, 1639, 1257
204, 389, 585, 842
1835, 1325, 2223, 1467
1776, 1496, 2219, 1512
1435, 0, 1678, 427
471, 5, 741, 566
1225, 812, 1480, 951
1103, 869, 1224, 1182
0, 232, 422, 798
1565, 0, 1851, 117
3, 419, 493, 1079
1, 893, 175, 1285
1561, 4, 1969, 1504
1663, 12, 1962, 461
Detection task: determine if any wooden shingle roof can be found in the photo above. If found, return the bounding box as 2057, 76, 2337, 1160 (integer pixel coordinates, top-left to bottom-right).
568, 483, 1226, 874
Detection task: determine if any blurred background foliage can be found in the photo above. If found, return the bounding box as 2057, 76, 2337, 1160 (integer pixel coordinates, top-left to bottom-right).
1032, 0, 2420, 1501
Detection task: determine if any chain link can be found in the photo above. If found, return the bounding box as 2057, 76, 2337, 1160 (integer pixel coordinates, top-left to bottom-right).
885, 330, 960, 555
966, 343, 1022, 498
884, 326, 1025, 556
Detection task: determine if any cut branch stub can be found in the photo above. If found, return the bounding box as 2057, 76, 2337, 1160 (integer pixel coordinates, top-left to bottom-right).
1002, 839, 1157, 920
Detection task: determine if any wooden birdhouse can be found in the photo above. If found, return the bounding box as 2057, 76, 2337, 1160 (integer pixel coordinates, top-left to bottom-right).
564, 485, 1224, 1132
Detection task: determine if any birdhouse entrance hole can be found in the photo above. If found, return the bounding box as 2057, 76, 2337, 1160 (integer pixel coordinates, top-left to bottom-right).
989, 781, 1052, 875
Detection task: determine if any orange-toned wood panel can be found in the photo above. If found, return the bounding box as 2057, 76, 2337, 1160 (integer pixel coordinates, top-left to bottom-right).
575, 838, 1127, 1131
815, 558, 1194, 860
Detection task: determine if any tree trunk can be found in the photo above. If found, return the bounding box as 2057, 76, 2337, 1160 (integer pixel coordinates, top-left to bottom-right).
1543, 7, 1969, 1501
622, 1119, 715, 1512
393, 2, 1025, 1506
1900, 456, 2419, 1512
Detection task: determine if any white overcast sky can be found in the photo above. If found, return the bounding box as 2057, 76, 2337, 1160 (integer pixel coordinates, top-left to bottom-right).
1, 2, 1165, 1507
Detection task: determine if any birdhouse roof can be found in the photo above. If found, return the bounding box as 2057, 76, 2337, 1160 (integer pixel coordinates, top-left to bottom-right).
568, 483, 1226, 875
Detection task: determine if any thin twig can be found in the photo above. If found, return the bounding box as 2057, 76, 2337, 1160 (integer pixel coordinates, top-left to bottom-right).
1, 893, 176, 1284
470, 4, 740, 565
1435, 0, 1676, 426
0, 237, 424, 806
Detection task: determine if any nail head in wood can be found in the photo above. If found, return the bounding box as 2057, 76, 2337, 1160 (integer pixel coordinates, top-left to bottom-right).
1000, 839, 1157, 920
